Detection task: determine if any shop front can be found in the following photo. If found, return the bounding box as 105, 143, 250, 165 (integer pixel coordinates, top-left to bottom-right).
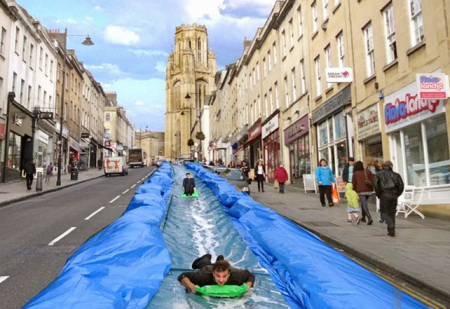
356, 103, 382, 165
35, 130, 51, 168
312, 85, 352, 177
284, 115, 310, 186
262, 113, 280, 181
245, 120, 262, 168
68, 137, 81, 170
385, 81, 450, 190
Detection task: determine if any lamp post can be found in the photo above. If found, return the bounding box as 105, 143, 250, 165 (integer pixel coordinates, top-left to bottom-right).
56, 28, 94, 186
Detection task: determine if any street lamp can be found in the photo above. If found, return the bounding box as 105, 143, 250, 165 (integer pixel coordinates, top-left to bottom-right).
56, 28, 94, 186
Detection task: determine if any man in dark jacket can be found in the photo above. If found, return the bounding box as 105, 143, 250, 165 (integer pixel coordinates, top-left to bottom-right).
342, 157, 354, 184
24, 160, 36, 190
182, 172, 196, 196
178, 253, 255, 294
373, 161, 404, 237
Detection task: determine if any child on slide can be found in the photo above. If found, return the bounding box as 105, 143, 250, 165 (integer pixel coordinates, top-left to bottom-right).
182, 173, 196, 196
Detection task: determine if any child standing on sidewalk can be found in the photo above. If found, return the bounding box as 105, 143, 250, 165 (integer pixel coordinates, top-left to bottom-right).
345, 183, 361, 224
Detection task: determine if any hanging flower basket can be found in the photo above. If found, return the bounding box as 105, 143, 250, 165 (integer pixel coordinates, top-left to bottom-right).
196, 131, 205, 140
187, 139, 194, 146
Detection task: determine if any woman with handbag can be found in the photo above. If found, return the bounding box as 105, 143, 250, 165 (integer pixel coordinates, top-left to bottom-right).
315, 158, 336, 207
254, 160, 266, 192
352, 161, 374, 225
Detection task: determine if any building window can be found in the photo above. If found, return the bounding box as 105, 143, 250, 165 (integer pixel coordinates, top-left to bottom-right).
291, 68, 297, 102
364, 23, 375, 77
273, 42, 277, 64
263, 58, 267, 77
323, 0, 329, 20
337, 32, 345, 67
14, 27, 20, 53
268, 51, 272, 71
12, 72, 17, 93
27, 86, 32, 107
383, 4, 397, 63
297, 6, 303, 38
29, 44, 34, 69
409, 0, 424, 45
256, 62, 260, 80
289, 19, 294, 48
39, 47, 43, 70
22, 36, 27, 61
300, 60, 306, 94
269, 88, 274, 112
38, 86, 41, 107
20, 80, 25, 104
325, 45, 332, 88
315, 56, 322, 95
284, 76, 289, 107
264, 94, 268, 117
105, 113, 111, 122
253, 68, 256, 85
312, 2, 318, 33
282, 30, 287, 57
0, 27, 6, 55
275, 82, 279, 109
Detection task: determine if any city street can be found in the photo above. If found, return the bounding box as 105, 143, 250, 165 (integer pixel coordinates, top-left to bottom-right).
0, 166, 154, 309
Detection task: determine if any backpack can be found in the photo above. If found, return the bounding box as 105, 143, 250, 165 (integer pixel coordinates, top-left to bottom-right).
46, 165, 53, 173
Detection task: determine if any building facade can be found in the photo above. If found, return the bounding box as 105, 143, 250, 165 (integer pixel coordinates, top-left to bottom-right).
165, 24, 217, 162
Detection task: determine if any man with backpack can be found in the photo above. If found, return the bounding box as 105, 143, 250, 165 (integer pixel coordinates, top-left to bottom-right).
45, 162, 53, 182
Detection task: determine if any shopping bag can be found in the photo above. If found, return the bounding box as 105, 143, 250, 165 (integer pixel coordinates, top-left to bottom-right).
332, 185, 340, 204
274, 180, 279, 189
248, 169, 255, 180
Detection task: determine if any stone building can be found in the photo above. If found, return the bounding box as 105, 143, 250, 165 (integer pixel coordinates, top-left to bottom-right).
165, 24, 217, 162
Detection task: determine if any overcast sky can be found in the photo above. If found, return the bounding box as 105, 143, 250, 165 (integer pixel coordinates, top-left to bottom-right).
16, 0, 276, 132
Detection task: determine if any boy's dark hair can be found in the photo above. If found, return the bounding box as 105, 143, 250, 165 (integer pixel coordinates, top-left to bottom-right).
186, 173, 191, 176
354, 161, 364, 171
348, 157, 355, 162
213, 260, 231, 273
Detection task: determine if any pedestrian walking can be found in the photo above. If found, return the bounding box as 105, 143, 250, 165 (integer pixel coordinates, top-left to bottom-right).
345, 183, 361, 224
24, 160, 36, 190
342, 157, 354, 184
254, 160, 266, 192
373, 161, 404, 237
274, 163, 288, 193
45, 162, 53, 182
98, 158, 103, 170
352, 161, 374, 225
241, 161, 250, 184
315, 158, 336, 207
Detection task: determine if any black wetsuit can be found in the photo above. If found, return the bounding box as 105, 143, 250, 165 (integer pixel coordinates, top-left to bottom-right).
178, 265, 255, 287
183, 178, 196, 196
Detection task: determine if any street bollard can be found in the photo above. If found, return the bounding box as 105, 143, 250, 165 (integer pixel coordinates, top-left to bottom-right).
36, 171, 43, 191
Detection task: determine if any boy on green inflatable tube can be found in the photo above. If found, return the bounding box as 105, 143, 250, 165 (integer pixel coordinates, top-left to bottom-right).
178, 254, 255, 295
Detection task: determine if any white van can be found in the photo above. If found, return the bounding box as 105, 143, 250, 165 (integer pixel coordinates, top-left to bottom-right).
104, 157, 128, 177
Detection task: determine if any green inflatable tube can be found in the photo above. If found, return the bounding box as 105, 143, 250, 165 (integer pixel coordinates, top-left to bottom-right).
195, 284, 248, 297
181, 189, 199, 198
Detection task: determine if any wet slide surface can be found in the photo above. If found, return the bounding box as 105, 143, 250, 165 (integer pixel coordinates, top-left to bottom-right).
147, 165, 289, 308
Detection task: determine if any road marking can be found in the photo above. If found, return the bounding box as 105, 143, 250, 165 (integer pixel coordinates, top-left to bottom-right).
109, 195, 121, 203
131, 184, 136, 188
122, 189, 130, 194
85, 207, 105, 220
0, 276, 9, 284
141, 178, 145, 181
136, 181, 141, 184
49, 227, 76, 246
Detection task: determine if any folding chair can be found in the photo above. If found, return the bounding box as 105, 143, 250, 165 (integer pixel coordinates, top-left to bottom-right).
396, 186, 415, 217
404, 188, 425, 219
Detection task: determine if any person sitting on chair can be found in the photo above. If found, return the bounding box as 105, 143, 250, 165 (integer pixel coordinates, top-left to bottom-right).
182, 172, 196, 196
178, 254, 255, 294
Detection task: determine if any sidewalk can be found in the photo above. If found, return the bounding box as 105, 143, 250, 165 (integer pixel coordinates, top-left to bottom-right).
249, 182, 450, 307
0, 169, 104, 207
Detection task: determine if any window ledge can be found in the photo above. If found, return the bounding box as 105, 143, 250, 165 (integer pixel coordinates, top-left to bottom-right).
332, 2, 341, 14
325, 86, 334, 94
282, 55, 287, 62
363, 74, 376, 85
0, 54, 5, 60
289, 45, 295, 52
406, 41, 426, 56
311, 30, 318, 40
315, 94, 323, 102
298, 34, 303, 42
382, 59, 398, 72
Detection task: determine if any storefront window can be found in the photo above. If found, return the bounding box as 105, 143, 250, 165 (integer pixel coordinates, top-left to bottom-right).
363, 135, 383, 165
319, 121, 328, 146
336, 141, 347, 176
425, 114, 450, 185
404, 123, 425, 186
8, 133, 21, 170
334, 111, 346, 139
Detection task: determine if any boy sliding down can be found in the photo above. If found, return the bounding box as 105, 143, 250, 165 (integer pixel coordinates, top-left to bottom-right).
182, 173, 196, 196
345, 183, 361, 224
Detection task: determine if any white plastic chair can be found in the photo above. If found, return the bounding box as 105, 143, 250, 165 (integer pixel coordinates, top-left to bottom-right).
396, 186, 415, 217
404, 188, 425, 219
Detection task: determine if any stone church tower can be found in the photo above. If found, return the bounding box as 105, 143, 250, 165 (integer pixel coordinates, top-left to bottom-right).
165, 24, 217, 161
